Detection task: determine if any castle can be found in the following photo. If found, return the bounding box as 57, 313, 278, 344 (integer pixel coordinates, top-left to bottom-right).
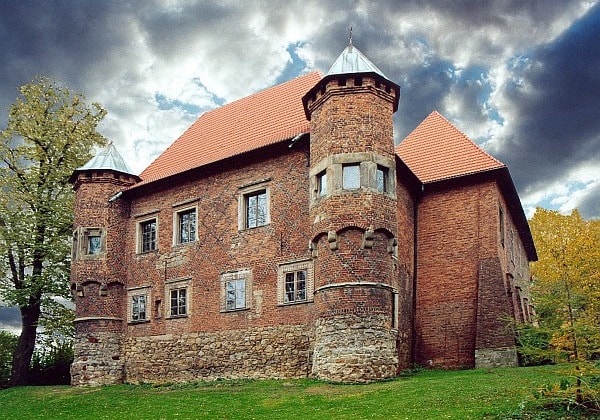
69, 42, 536, 386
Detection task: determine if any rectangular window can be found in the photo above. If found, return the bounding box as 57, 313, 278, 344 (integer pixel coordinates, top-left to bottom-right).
317, 171, 327, 197
221, 270, 250, 311
245, 190, 267, 228
285, 270, 307, 303
131, 294, 147, 321
170, 288, 187, 317
176, 208, 196, 244
342, 164, 360, 190
376, 165, 388, 193
277, 260, 314, 305
226, 279, 246, 310
87, 235, 102, 255
140, 219, 157, 253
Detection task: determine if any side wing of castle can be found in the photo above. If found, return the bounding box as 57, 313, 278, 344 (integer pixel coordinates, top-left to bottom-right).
69, 43, 536, 386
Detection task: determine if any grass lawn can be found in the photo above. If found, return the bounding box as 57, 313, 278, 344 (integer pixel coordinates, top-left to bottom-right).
0, 364, 592, 419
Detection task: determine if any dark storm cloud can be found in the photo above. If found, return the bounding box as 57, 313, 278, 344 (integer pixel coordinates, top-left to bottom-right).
0, 304, 21, 333
494, 4, 600, 216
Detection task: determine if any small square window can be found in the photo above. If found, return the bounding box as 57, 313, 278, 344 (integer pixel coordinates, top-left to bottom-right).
127, 286, 151, 323
176, 208, 196, 244
139, 219, 157, 253
376, 165, 388, 193
245, 190, 268, 229
342, 164, 360, 190
317, 171, 327, 197
170, 288, 187, 317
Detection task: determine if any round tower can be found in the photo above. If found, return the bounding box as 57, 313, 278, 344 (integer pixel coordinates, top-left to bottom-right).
68, 142, 139, 386
302, 41, 401, 382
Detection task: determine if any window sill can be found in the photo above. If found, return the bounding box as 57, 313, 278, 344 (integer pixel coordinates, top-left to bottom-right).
128, 319, 150, 325
278, 300, 313, 307
166, 315, 188, 319
220, 307, 249, 313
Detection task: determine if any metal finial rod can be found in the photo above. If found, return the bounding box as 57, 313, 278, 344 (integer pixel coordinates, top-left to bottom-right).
349, 26, 353, 45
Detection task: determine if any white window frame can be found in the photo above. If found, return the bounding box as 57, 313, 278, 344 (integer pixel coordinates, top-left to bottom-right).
220, 269, 251, 311
127, 286, 151, 323
165, 278, 191, 319
137, 216, 158, 254
342, 163, 361, 190
376, 165, 389, 193
238, 183, 270, 230
277, 259, 314, 305
317, 170, 328, 197
173, 206, 197, 245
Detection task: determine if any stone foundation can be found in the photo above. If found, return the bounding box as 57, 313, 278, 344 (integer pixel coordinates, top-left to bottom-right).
312, 314, 398, 383
71, 331, 124, 386
475, 347, 518, 368
123, 325, 313, 384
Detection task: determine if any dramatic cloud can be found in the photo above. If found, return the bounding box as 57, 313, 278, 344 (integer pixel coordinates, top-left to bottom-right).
0, 1, 598, 210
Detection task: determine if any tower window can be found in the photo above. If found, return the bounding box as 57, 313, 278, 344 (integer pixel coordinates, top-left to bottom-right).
342, 164, 360, 190
317, 170, 328, 197
376, 165, 389, 193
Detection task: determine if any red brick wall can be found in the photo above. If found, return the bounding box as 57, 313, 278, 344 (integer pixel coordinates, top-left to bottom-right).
121, 142, 316, 337
415, 180, 501, 368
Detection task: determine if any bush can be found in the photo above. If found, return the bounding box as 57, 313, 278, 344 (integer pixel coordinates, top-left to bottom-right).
0, 331, 18, 388
515, 324, 556, 366
29, 341, 73, 385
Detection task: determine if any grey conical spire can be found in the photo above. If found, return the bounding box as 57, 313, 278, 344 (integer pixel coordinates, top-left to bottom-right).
77, 141, 134, 175
326, 41, 388, 79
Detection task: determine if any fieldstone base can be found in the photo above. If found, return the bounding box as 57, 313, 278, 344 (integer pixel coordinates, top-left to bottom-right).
475, 347, 518, 368
312, 314, 398, 383
71, 332, 124, 386
123, 325, 313, 384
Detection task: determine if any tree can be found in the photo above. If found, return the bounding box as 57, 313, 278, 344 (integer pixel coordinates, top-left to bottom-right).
0, 77, 106, 385
529, 208, 600, 361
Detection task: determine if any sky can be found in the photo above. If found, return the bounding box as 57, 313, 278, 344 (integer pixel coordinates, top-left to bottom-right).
0, 1, 599, 331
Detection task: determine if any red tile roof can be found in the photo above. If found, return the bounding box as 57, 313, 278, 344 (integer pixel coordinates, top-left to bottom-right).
136, 71, 323, 186
396, 111, 505, 184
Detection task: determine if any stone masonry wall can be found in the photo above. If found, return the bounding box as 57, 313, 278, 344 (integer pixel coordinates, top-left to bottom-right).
123, 325, 313, 383
71, 328, 124, 386
312, 313, 397, 383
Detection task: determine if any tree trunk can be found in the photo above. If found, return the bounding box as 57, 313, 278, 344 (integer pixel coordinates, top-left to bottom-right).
10, 299, 41, 386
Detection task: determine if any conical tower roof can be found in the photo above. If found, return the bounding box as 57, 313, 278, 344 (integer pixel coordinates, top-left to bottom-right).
77, 141, 134, 175
326, 41, 388, 79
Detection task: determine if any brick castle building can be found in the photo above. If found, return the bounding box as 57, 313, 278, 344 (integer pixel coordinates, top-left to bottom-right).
69, 42, 537, 385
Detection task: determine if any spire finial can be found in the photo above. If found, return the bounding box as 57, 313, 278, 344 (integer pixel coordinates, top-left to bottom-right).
348, 26, 353, 45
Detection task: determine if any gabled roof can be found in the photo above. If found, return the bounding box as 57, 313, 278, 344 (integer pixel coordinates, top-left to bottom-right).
396, 111, 505, 184
327, 42, 388, 79
77, 141, 135, 174
136, 71, 322, 187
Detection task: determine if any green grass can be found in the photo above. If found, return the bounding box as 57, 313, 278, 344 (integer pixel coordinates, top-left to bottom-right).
0, 364, 593, 419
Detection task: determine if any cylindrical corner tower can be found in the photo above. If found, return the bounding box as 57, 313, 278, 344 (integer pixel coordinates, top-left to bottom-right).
68, 142, 139, 386
302, 43, 401, 382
